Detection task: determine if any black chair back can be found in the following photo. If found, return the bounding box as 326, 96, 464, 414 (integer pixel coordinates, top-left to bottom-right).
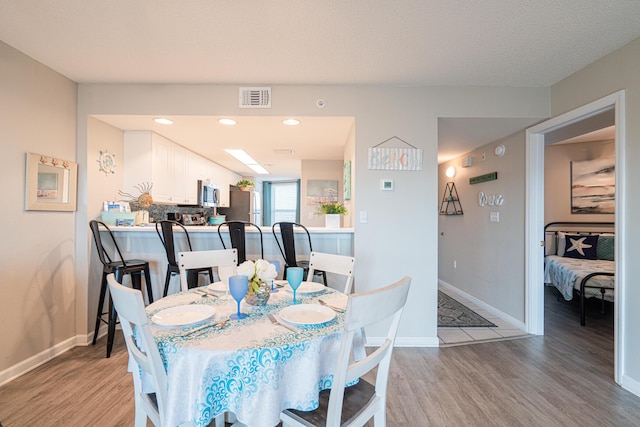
272, 222, 313, 269
156, 220, 194, 268
89, 220, 126, 267
218, 221, 263, 264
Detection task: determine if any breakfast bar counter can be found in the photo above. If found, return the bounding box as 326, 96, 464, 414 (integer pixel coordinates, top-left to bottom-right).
100, 225, 354, 300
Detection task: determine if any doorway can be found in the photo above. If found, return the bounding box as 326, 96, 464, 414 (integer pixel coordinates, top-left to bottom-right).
525, 90, 626, 383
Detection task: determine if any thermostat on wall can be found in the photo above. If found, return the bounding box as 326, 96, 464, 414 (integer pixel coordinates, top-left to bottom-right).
381, 179, 394, 191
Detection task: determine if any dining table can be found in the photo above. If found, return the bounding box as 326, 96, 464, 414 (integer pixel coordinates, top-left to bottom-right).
141, 280, 356, 427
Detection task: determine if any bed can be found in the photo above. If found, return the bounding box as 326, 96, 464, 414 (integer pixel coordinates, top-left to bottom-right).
543, 222, 615, 326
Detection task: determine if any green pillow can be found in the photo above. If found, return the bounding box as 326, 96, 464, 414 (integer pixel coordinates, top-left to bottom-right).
597, 235, 615, 261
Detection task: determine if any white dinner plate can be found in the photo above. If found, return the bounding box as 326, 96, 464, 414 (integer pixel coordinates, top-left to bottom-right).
283, 282, 326, 294
279, 304, 336, 326
207, 281, 228, 292
152, 305, 216, 327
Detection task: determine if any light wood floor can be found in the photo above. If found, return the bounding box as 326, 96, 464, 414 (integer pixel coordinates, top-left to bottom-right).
1, 287, 638, 426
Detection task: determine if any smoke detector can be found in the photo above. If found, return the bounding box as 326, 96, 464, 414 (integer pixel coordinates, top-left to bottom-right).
239, 87, 271, 108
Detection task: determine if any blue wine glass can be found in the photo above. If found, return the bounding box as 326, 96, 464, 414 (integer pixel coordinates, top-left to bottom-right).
228, 275, 249, 320
287, 267, 304, 304
269, 260, 281, 293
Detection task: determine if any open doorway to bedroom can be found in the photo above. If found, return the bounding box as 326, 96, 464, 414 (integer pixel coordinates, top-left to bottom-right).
525, 91, 625, 384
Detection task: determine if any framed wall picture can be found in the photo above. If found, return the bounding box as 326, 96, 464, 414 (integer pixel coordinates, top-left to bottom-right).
570, 158, 615, 214
343, 160, 352, 200
306, 179, 338, 205
25, 152, 78, 211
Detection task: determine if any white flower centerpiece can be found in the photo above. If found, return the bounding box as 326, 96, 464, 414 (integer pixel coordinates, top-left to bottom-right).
236, 259, 277, 306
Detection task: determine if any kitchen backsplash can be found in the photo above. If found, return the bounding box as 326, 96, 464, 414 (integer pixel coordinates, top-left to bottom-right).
131, 202, 217, 223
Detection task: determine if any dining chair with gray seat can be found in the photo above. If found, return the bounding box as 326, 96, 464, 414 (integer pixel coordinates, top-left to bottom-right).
306, 251, 356, 294
280, 275, 411, 427
107, 273, 225, 427
178, 249, 238, 292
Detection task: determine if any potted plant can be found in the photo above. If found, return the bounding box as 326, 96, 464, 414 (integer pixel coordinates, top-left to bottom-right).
236, 180, 255, 191
318, 202, 347, 228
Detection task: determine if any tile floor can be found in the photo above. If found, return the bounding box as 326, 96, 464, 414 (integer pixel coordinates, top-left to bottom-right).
438, 286, 529, 347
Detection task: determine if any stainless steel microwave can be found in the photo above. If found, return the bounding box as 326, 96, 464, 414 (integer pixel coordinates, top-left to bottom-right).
197, 180, 220, 207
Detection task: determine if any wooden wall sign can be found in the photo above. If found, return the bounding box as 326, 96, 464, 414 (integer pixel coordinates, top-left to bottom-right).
469, 172, 498, 185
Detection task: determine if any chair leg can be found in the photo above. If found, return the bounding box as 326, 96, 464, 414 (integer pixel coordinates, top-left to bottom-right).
106, 270, 126, 358
207, 267, 214, 284
92, 271, 109, 345
163, 267, 173, 298
106, 294, 117, 358
144, 264, 154, 303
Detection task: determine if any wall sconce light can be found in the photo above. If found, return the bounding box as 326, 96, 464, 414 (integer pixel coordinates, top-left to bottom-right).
445, 166, 456, 178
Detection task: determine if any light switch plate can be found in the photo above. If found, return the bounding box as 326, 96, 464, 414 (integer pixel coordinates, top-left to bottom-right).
359, 211, 368, 223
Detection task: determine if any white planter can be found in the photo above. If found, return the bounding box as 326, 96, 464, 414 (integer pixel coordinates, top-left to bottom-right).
325, 214, 341, 228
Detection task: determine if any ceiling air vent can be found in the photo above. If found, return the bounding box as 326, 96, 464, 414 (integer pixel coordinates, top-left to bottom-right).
239, 87, 271, 109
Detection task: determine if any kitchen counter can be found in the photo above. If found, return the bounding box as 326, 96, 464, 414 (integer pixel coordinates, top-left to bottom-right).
98, 225, 354, 300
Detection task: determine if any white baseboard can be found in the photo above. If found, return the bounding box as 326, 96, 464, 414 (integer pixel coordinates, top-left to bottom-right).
621, 373, 640, 398
366, 336, 439, 347
438, 279, 526, 331
0, 336, 77, 387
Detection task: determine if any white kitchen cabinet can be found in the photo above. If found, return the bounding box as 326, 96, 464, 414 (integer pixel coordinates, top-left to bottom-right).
124, 130, 239, 206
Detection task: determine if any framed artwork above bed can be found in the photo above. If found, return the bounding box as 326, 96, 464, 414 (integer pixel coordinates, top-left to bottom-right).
570, 158, 615, 214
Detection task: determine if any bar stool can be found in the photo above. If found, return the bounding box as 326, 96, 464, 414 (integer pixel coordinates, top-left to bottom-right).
272, 222, 326, 284
156, 220, 214, 297
89, 220, 154, 358
217, 221, 264, 265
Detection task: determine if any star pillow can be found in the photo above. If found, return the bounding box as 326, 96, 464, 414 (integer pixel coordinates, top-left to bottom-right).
563, 235, 598, 260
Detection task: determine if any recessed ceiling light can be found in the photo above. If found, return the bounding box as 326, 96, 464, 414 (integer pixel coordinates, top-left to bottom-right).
225, 149, 270, 175
154, 118, 173, 125
282, 118, 300, 126
218, 118, 237, 125
248, 164, 269, 174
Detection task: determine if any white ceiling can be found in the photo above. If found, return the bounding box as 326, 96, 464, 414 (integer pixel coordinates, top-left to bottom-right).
1, 1, 636, 175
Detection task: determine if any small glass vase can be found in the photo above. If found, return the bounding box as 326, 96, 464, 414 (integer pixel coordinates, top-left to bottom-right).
245, 280, 271, 306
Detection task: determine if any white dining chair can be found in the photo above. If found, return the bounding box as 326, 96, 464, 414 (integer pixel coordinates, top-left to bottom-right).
178, 249, 238, 292
306, 251, 356, 294
108, 273, 226, 427
107, 273, 168, 427
280, 275, 411, 427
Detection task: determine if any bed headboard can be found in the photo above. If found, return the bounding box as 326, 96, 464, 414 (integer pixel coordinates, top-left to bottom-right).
544, 222, 615, 259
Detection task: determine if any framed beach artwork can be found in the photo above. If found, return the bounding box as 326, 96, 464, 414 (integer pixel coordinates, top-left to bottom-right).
306, 179, 338, 205
570, 158, 615, 214
25, 152, 78, 211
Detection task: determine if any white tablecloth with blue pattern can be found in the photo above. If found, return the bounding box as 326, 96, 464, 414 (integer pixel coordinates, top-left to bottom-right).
143, 283, 350, 427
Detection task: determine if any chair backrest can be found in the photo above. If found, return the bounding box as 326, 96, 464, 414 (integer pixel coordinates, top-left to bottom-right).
327, 276, 411, 426
218, 221, 263, 264
155, 220, 194, 267
178, 249, 238, 292
272, 222, 313, 268
107, 273, 166, 427
89, 220, 126, 267
307, 251, 356, 294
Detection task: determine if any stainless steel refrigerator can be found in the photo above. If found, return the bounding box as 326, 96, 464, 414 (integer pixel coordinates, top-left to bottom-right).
221, 188, 262, 225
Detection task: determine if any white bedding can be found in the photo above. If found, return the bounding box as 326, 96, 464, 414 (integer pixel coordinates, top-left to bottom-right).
544, 255, 615, 302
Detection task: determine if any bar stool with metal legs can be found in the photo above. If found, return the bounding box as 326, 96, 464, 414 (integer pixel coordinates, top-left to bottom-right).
217, 221, 264, 265
89, 220, 154, 358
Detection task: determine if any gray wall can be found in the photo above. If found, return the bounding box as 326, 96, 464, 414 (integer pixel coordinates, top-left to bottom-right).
0, 41, 77, 375
438, 131, 526, 322
75, 84, 549, 345
551, 37, 640, 390
544, 140, 615, 223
